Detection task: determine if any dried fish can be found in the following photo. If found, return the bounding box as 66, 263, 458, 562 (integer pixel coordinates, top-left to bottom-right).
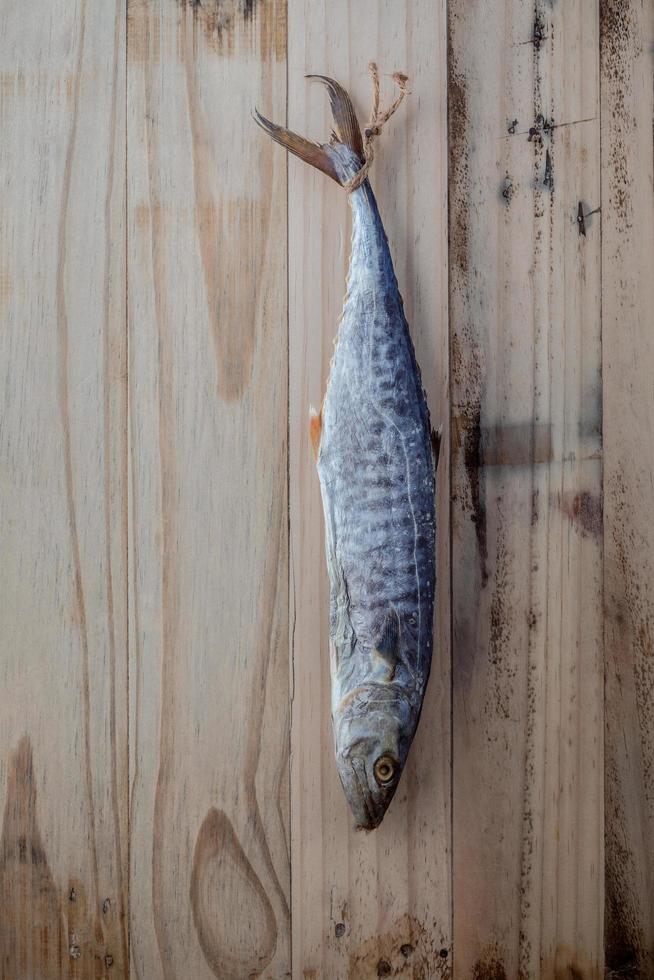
255, 67, 439, 829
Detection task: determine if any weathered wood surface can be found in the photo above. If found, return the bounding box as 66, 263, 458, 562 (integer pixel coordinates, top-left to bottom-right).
449, 1, 604, 976
127, 0, 289, 977
0, 1, 128, 977
601, 0, 654, 975
287, 2, 450, 977
2, 1, 654, 977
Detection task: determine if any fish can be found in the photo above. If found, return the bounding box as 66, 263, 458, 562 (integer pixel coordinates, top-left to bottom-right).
255, 69, 439, 830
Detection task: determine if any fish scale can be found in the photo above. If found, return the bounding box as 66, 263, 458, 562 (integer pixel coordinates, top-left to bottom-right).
320, 175, 433, 648
255, 72, 438, 829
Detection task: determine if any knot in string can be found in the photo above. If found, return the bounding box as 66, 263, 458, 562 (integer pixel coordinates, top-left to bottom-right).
343, 62, 410, 194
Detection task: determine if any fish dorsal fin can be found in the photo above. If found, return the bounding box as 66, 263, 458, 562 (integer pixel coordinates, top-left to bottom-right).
373, 609, 400, 681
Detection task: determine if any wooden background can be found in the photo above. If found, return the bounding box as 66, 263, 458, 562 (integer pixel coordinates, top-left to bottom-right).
0, 0, 652, 977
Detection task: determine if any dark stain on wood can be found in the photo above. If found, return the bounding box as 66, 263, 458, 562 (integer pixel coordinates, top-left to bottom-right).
453, 405, 489, 587
448, 27, 489, 590
501, 174, 514, 204
447, 61, 469, 276
543, 148, 553, 189
487, 515, 514, 722
0, 736, 65, 978
178, 0, 286, 60
190, 807, 277, 979
185, 0, 260, 45
605, 626, 654, 977
532, 15, 547, 50
348, 913, 449, 979
477, 422, 553, 468
455, 401, 488, 570
599, 0, 636, 233
560, 490, 603, 537
604, 772, 647, 980
463, 405, 488, 587
472, 945, 507, 980
604, 476, 654, 975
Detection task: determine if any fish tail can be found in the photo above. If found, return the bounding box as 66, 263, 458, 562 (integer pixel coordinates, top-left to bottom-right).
253, 76, 363, 186
305, 75, 364, 161
252, 108, 342, 184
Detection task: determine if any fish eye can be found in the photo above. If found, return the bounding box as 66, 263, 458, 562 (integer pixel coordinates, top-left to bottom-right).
373, 755, 397, 786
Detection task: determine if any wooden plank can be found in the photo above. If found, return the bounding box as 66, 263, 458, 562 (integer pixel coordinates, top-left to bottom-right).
0, 1, 128, 976
449, 1, 604, 976
127, 1, 289, 977
287, 2, 450, 976
600, 0, 654, 974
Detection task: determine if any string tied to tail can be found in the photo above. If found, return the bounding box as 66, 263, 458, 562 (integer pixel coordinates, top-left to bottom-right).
343, 62, 411, 194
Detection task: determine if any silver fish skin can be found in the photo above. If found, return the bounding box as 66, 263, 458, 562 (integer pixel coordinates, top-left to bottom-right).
255, 78, 437, 830
319, 144, 436, 830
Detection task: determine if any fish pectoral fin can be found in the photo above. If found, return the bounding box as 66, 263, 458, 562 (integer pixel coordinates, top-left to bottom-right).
309, 404, 323, 462
373, 610, 401, 681
373, 652, 397, 682
431, 424, 443, 472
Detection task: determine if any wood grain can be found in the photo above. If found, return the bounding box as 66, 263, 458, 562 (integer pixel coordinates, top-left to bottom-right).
287, 2, 450, 976
601, 0, 654, 974
2, 2, 654, 974
0, 1, 128, 976
127, 0, 290, 977
449, 1, 604, 976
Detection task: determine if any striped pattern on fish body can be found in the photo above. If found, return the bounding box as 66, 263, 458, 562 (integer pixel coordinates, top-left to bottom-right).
318, 144, 435, 709
255, 75, 438, 829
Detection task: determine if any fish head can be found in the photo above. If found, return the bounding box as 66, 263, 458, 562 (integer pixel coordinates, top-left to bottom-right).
333, 686, 414, 830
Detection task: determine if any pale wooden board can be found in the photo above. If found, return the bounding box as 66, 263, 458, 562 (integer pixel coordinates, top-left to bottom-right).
3, 1, 653, 973
600, 0, 654, 974
449, 1, 604, 976
127, 1, 290, 977
0, 1, 128, 977
287, 2, 450, 976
